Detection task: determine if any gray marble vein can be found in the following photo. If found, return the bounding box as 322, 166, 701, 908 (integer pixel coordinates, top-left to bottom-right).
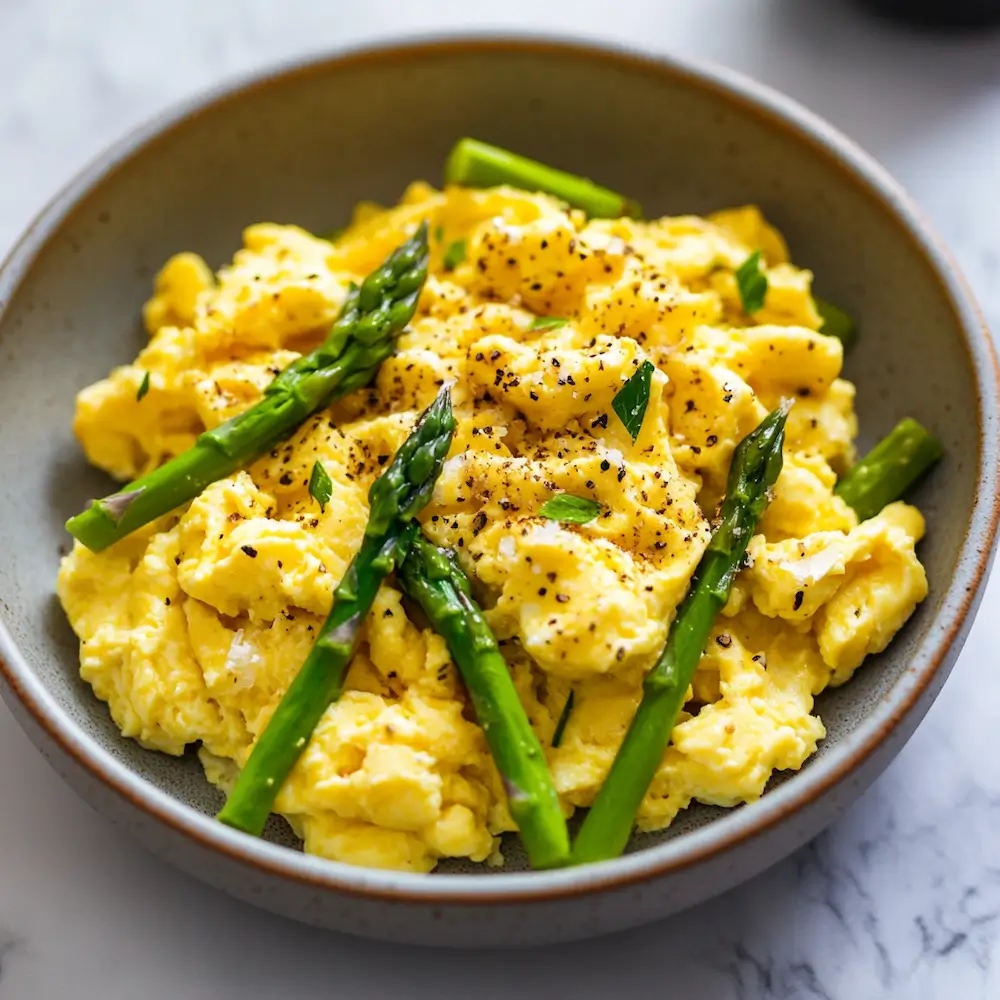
2, 1, 1000, 997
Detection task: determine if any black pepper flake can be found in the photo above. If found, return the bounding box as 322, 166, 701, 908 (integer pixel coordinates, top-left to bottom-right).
617, 466, 626, 483
241, 545, 258, 558
600, 460, 611, 471
538, 587, 548, 596
793, 590, 804, 611
556, 594, 570, 604
591, 413, 608, 429
716, 634, 732, 648
706, 435, 718, 447
279, 472, 293, 485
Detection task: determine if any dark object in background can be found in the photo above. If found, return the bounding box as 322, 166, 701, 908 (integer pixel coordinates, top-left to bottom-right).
857, 0, 1000, 28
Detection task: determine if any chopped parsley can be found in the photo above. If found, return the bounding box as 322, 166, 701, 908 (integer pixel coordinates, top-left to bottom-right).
308, 460, 333, 513
136, 371, 151, 402
442, 239, 467, 271
814, 296, 856, 347
538, 493, 601, 525
529, 316, 569, 332
612, 360, 655, 442
736, 250, 768, 314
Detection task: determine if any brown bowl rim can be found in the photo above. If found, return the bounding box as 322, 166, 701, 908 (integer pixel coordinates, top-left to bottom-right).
1, 32, 997, 907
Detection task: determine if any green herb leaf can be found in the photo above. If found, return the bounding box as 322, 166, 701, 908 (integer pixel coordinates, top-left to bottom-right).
434, 224, 445, 244
322, 226, 347, 243
308, 460, 333, 513
814, 296, 856, 347
552, 690, 575, 748
538, 493, 601, 525
612, 360, 655, 442
736, 250, 768, 314
442, 239, 467, 271
136, 371, 151, 402
529, 316, 569, 331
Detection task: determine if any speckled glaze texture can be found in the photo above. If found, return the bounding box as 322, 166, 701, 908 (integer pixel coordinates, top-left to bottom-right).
0, 36, 996, 948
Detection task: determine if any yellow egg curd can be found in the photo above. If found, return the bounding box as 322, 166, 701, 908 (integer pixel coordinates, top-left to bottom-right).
58, 183, 927, 872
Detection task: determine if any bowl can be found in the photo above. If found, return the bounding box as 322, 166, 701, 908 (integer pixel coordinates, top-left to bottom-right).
0, 35, 997, 948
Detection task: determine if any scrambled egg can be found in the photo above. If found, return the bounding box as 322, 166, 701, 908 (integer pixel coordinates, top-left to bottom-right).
58, 183, 928, 872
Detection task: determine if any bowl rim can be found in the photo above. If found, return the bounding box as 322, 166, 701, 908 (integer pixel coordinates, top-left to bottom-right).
1, 31, 998, 906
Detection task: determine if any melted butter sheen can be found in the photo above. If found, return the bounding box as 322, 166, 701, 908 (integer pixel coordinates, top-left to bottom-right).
57, 183, 928, 872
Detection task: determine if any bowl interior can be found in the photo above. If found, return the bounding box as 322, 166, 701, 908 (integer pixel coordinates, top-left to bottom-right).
0, 39, 983, 873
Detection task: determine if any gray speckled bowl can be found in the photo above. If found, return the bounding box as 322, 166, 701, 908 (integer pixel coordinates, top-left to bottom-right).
0, 35, 997, 948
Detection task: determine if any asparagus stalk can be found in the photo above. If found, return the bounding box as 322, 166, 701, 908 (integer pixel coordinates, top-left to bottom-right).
67, 222, 431, 552
571, 403, 790, 865
835, 417, 943, 521
444, 138, 642, 219
397, 535, 571, 870
217, 386, 455, 837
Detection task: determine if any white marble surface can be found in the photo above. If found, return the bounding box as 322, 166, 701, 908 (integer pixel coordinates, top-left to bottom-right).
2, 1, 1000, 996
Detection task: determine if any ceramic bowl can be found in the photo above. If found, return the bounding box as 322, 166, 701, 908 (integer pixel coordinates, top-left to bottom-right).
0, 36, 997, 948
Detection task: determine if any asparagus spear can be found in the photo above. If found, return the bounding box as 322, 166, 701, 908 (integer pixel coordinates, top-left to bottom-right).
67, 223, 431, 552
571, 403, 790, 865
217, 386, 455, 837
835, 417, 943, 521
444, 138, 642, 219
398, 535, 571, 870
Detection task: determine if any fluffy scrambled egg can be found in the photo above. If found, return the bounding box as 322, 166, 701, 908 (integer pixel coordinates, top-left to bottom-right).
58, 183, 928, 871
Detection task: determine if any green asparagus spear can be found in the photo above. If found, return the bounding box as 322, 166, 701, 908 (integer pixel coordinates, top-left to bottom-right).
217, 386, 455, 837
835, 417, 942, 522
398, 535, 571, 870
571, 403, 790, 865
444, 138, 642, 219
67, 223, 431, 552
814, 296, 856, 347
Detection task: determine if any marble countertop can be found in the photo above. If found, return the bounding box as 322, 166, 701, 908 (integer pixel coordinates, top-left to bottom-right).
2, 1, 1000, 997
